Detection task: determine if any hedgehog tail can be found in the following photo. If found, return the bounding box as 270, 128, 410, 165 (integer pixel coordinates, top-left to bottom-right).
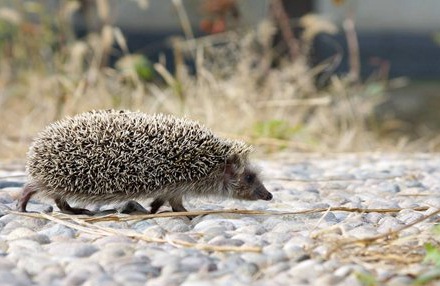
16, 182, 40, 212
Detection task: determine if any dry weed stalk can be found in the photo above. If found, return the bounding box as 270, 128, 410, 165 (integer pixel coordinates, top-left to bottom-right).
0, 3, 417, 160
308, 208, 440, 274
7, 206, 434, 255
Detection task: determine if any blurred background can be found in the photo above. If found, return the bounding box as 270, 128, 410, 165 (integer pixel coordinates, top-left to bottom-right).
1, 0, 440, 160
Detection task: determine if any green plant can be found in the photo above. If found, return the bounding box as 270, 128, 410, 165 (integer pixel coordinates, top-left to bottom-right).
253, 119, 302, 140
423, 243, 440, 267
411, 243, 440, 285
355, 271, 378, 286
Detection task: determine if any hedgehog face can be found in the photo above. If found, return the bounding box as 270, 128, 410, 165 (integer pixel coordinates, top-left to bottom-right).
223, 167, 272, 201
233, 168, 273, 201
222, 154, 272, 201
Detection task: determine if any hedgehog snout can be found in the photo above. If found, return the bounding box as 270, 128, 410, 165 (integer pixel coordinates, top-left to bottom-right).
254, 185, 273, 201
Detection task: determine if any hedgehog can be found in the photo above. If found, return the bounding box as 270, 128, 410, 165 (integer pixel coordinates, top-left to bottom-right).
17, 110, 272, 215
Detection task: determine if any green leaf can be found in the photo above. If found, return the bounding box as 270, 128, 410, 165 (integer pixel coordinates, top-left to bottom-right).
355, 271, 377, 286
253, 119, 301, 140
423, 243, 440, 267
432, 224, 440, 236
414, 268, 440, 285
134, 56, 154, 81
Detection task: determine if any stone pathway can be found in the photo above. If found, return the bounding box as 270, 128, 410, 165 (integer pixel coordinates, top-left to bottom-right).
1, 153, 439, 285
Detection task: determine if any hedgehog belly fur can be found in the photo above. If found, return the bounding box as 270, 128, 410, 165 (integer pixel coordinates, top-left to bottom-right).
26, 110, 251, 205
29, 167, 229, 205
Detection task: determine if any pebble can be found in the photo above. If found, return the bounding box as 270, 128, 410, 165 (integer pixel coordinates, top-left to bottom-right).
1, 153, 439, 285
132, 220, 155, 232
6, 227, 37, 240
288, 259, 324, 281
397, 209, 425, 224
334, 264, 362, 277
0, 270, 33, 286
263, 247, 288, 264
209, 237, 244, 246
166, 233, 197, 244
199, 226, 230, 241
141, 225, 166, 238
364, 212, 384, 224
155, 217, 190, 232
283, 243, 308, 260
347, 225, 379, 238
92, 243, 134, 261
147, 273, 187, 286
82, 274, 116, 286
264, 262, 289, 276
193, 218, 237, 232
16, 254, 60, 276
235, 224, 266, 235
315, 273, 343, 285
64, 268, 101, 286
38, 224, 76, 240
0, 192, 13, 204
386, 275, 415, 285
8, 239, 44, 257
0, 257, 16, 270
424, 197, 440, 209
377, 216, 405, 233
113, 271, 151, 285
47, 242, 98, 258
261, 231, 292, 244
241, 252, 268, 268
179, 256, 214, 272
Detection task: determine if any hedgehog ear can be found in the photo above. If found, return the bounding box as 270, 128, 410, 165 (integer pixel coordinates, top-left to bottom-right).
224, 154, 244, 177
226, 153, 240, 165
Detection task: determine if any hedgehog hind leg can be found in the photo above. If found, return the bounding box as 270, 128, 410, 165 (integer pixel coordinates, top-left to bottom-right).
17, 182, 39, 212
54, 197, 94, 215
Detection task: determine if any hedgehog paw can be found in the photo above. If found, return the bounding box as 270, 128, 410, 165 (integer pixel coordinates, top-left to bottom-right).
54, 197, 95, 215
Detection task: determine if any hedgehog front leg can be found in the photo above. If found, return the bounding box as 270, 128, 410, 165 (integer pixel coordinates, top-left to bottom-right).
17, 183, 38, 212
150, 197, 188, 214
150, 198, 165, 214
169, 196, 188, 213
54, 197, 94, 215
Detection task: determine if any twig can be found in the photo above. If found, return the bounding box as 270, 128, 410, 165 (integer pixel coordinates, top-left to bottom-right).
256, 97, 331, 108
14, 211, 261, 253
343, 9, 360, 82
8, 206, 434, 254
323, 208, 440, 260
8, 206, 430, 223
172, 0, 195, 41
270, 0, 299, 60
348, 208, 440, 245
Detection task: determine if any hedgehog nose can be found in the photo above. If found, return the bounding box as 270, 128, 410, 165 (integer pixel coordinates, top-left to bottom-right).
264, 192, 273, 201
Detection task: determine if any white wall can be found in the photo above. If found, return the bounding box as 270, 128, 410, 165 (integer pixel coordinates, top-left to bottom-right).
314, 0, 440, 32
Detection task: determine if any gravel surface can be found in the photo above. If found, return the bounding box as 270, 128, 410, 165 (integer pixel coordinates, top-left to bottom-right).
0, 153, 439, 285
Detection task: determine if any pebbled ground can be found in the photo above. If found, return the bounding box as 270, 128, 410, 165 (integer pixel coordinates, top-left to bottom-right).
0, 153, 440, 286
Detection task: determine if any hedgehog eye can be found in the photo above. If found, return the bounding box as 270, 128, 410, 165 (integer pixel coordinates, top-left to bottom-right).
244, 173, 255, 184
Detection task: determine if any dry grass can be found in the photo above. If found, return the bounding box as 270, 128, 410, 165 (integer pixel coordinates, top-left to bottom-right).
0, 2, 435, 161
6, 206, 438, 264
309, 211, 440, 283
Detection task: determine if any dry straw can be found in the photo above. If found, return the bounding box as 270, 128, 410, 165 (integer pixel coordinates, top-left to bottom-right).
7, 206, 435, 258
1, 2, 426, 160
